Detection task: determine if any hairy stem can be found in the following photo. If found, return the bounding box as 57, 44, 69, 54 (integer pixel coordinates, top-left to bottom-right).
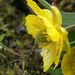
70, 41, 75, 45
65, 24, 75, 31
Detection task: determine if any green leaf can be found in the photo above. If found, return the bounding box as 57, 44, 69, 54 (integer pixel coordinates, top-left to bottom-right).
38, 0, 51, 10
61, 12, 75, 47
47, 67, 63, 75
0, 42, 9, 50
0, 34, 5, 42
61, 12, 75, 26
16, 40, 23, 47
7, 67, 14, 75
68, 31, 75, 47
61, 12, 75, 46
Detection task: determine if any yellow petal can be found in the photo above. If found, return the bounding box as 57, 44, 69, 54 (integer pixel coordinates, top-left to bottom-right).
70, 46, 75, 71
63, 36, 70, 55
38, 9, 53, 25
25, 15, 43, 38
26, 0, 41, 15
40, 43, 51, 57
38, 9, 60, 42
40, 43, 54, 72
65, 71, 75, 75
70, 46, 75, 58
51, 6, 62, 26
61, 27, 68, 35
41, 42, 59, 72
61, 46, 75, 75
61, 27, 70, 55
64, 71, 75, 75
63, 34, 70, 55
61, 54, 72, 74
43, 54, 55, 72
41, 46, 48, 57
54, 34, 63, 69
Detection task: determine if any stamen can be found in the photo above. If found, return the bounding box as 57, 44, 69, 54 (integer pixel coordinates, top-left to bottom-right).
39, 45, 44, 48
45, 35, 48, 37
42, 31, 47, 34
46, 36, 51, 41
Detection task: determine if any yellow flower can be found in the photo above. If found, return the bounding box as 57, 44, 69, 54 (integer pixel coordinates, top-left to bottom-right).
25, 0, 70, 72
61, 46, 75, 75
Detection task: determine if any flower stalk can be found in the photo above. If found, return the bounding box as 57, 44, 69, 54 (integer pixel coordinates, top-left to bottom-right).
65, 24, 75, 31
70, 41, 75, 45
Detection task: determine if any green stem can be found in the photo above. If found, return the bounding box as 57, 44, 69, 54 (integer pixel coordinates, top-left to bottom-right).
38, 0, 51, 10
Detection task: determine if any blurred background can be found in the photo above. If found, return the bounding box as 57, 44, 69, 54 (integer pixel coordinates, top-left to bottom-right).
0, 0, 75, 75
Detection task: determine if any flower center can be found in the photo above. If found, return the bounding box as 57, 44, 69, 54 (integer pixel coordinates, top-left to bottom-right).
36, 30, 51, 43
